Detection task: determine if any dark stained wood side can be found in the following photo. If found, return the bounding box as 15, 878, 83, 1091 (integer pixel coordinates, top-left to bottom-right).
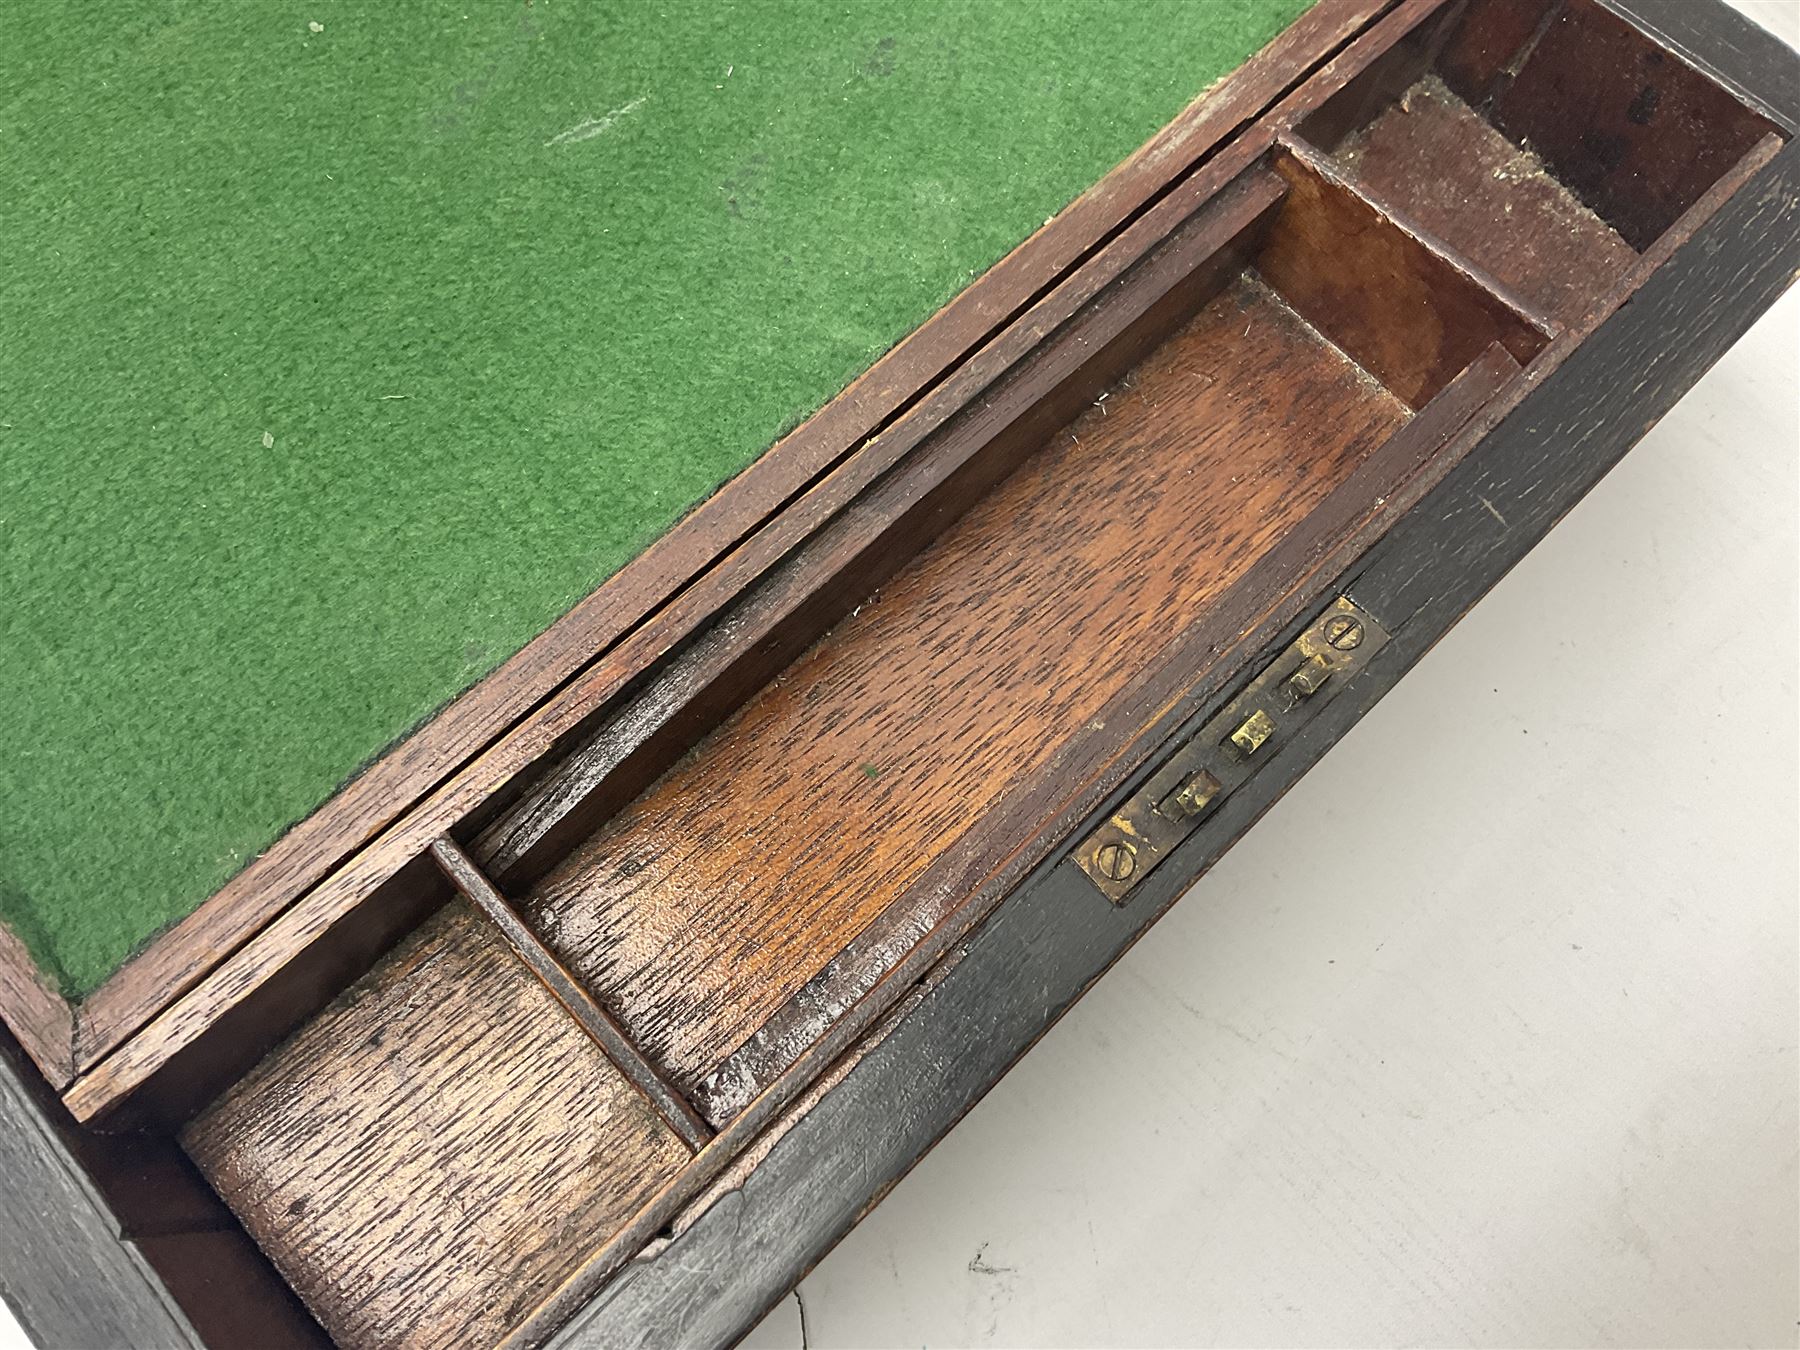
1333, 76, 1639, 325
1608, 0, 1800, 131
1, 1027, 327, 1349
520, 274, 1409, 1096
0, 1040, 201, 1350
179, 901, 691, 1350
49, 0, 1394, 1084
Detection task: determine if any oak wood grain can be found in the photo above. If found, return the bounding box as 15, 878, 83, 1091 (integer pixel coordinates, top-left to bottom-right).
520, 274, 1409, 1096
0, 923, 73, 1086
180, 901, 689, 1350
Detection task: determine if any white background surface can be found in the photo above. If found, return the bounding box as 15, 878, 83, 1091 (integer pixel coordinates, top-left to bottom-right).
3, 4, 1795, 1348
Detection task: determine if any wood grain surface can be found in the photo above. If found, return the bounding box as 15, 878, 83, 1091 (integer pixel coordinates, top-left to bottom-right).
428, 837, 713, 1150
0, 923, 73, 1085
1334, 77, 1639, 326
180, 900, 690, 1350
521, 273, 1408, 1097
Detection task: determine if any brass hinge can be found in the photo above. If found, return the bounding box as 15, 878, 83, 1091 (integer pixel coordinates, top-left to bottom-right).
1075, 596, 1389, 904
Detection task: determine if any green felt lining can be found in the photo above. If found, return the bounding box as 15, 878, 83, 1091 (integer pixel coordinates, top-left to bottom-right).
1, 0, 1310, 997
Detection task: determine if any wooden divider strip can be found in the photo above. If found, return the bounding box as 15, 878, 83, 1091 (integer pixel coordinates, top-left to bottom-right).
425, 838, 712, 1152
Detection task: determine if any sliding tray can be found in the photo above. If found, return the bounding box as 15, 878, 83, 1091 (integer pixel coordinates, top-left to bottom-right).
4, 1, 1797, 1347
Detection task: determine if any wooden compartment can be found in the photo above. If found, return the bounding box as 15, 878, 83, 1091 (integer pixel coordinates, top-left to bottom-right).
1291, 0, 1780, 325
506, 147, 1546, 1120
521, 269, 1414, 1104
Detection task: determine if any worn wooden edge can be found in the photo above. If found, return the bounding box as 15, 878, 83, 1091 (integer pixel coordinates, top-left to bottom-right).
0, 926, 73, 1089
59, 0, 1428, 1125
15, 0, 1395, 1085
539, 99, 1800, 1350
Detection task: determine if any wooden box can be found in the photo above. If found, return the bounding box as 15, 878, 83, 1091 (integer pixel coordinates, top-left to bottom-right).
3, 1, 1796, 1346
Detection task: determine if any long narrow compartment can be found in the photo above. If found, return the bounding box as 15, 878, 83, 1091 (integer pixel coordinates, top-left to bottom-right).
175, 2, 1787, 1345
181, 147, 1541, 1346
514, 142, 1548, 1116
523, 269, 1414, 1097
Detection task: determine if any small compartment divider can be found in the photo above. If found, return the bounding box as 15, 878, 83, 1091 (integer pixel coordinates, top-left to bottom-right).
426, 838, 712, 1152
1261, 141, 1553, 401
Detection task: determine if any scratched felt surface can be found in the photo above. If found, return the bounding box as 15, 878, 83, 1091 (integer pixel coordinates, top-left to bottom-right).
0, 0, 1310, 994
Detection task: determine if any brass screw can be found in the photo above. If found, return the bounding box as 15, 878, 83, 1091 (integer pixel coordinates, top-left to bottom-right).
1093, 839, 1137, 881
1323, 614, 1365, 651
